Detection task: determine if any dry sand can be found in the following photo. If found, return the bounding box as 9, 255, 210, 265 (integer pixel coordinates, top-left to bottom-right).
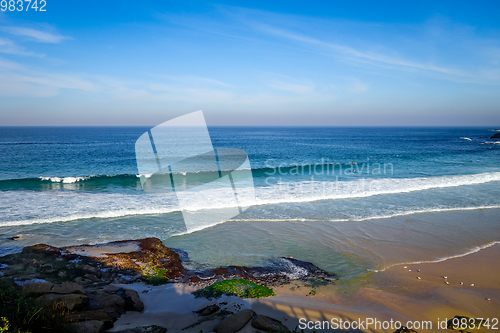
109, 244, 500, 333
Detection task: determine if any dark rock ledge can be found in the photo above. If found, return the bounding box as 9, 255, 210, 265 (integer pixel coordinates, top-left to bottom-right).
0, 237, 336, 333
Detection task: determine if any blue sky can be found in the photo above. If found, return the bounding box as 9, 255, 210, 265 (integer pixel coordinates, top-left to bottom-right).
1, 1, 499, 126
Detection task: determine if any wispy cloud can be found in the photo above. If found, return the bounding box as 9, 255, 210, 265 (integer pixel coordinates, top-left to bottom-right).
1, 26, 69, 43
165, 7, 500, 84
0, 61, 94, 97
250, 23, 469, 77
0, 37, 41, 56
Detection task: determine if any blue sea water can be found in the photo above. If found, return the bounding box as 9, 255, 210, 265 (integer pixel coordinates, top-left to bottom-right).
0, 127, 499, 278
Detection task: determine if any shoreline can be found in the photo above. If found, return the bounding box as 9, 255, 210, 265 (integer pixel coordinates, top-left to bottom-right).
1, 237, 499, 332
107, 242, 500, 332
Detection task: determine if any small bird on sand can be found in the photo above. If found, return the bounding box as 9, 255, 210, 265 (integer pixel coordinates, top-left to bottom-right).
445, 281, 449, 285
408, 269, 411, 272
460, 282, 464, 285
470, 283, 475, 286
416, 277, 421, 280
486, 298, 491, 301
443, 276, 448, 279
403, 266, 407, 269
417, 269, 420, 272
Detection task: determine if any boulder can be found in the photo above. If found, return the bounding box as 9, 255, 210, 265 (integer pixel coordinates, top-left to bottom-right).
66, 310, 113, 329
36, 293, 88, 311
67, 320, 105, 333
22, 282, 54, 297
84, 274, 101, 282
52, 281, 86, 294
214, 309, 255, 333
251, 315, 289, 332
123, 289, 144, 311
195, 304, 220, 316
112, 325, 167, 333
86, 289, 126, 320
491, 132, 500, 139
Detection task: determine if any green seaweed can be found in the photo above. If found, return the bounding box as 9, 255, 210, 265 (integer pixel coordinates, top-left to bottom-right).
140, 265, 169, 285
192, 279, 275, 299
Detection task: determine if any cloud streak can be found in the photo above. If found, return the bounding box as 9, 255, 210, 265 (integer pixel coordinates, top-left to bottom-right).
0, 37, 41, 56
1, 26, 69, 43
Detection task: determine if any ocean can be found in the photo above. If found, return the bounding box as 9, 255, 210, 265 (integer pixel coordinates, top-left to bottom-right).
1, 127, 499, 280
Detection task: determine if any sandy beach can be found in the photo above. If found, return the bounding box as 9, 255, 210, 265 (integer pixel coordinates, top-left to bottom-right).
107, 243, 500, 333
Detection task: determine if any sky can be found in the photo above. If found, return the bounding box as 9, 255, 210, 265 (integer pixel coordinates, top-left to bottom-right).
0, 1, 499, 126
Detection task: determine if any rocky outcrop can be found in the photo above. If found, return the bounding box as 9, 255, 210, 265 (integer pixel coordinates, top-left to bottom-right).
0, 238, 184, 286
214, 309, 255, 333
195, 304, 220, 316
1, 238, 333, 333
252, 314, 289, 332
22, 281, 55, 297
23, 281, 86, 297
66, 310, 113, 329
63, 238, 185, 280
1, 238, 336, 288
19, 280, 143, 330
52, 281, 86, 294
491, 132, 500, 139
36, 293, 88, 311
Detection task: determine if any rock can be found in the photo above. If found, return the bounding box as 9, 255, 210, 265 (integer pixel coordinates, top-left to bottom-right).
62, 238, 185, 280
123, 289, 144, 311
66, 310, 113, 329
112, 325, 167, 333
84, 274, 101, 282
491, 132, 500, 139
394, 327, 418, 333
251, 315, 289, 332
102, 284, 120, 293
36, 293, 88, 311
74, 277, 94, 286
195, 304, 220, 316
82, 264, 99, 274
67, 320, 105, 333
214, 309, 255, 333
86, 289, 126, 320
22, 281, 54, 297
52, 281, 86, 294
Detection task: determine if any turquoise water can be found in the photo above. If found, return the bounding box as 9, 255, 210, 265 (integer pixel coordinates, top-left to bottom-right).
0, 127, 499, 278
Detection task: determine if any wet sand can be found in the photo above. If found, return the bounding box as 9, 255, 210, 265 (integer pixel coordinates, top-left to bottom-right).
110, 243, 500, 332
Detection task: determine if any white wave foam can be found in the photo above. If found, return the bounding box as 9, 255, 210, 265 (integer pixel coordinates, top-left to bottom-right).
0, 208, 181, 227
378, 241, 500, 271
39, 176, 89, 183
482, 141, 500, 145
251, 172, 500, 208
3, 172, 500, 228
229, 205, 500, 223
460, 137, 472, 141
